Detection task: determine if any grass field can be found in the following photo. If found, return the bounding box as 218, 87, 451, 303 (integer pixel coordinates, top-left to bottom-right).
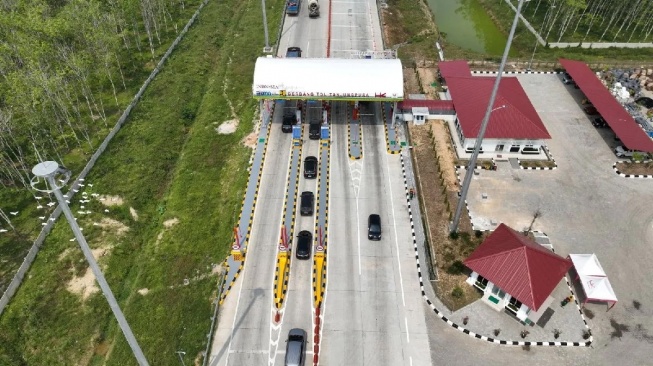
0, 0, 284, 364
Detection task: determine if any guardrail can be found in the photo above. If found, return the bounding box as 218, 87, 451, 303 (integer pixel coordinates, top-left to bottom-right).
0, 0, 212, 317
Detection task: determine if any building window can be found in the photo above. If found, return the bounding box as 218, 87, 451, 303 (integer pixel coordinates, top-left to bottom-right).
475, 275, 489, 290
491, 285, 506, 300
521, 145, 540, 154
495, 144, 504, 152
466, 146, 484, 153
506, 297, 523, 314
510, 145, 520, 152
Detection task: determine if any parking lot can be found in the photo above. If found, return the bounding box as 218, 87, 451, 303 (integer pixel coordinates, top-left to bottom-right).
457, 74, 653, 365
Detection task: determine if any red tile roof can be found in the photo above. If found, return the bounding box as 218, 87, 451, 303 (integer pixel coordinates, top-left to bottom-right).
397, 99, 454, 111
445, 76, 551, 139
438, 60, 472, 78
464, 224, 572, 311
559, 59, 653, 152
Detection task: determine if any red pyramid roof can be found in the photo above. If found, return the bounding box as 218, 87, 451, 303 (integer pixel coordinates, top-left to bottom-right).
445, 76, 551, 140
464, 224, 572, 310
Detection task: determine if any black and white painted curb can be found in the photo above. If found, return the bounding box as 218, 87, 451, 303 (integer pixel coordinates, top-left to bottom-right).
406, 156, 592, 346
613, 160, 653, 178
472, 70, 563, 75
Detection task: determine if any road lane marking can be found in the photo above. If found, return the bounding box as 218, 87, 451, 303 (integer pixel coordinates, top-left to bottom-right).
384, 146, 406, 307
405, 317, 410, 343
225, 251, 248, 366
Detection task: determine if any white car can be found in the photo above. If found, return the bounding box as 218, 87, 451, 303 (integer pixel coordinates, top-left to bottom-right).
614, 146, 634, 158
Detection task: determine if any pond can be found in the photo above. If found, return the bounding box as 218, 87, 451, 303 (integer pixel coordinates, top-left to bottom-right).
427, 0, 508, 56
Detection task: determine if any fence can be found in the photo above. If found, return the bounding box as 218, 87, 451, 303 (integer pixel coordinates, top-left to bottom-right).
0, 0, 212, 316
416, 58, 653, 72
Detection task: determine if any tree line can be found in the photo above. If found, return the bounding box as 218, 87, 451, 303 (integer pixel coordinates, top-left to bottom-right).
523, 0, 653, 43
0, 0, 192, 190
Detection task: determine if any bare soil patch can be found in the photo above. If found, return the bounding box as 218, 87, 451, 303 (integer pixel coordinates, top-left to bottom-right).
241, 131, 258, 149
129, 207, 139, 221
137, 288, 150, 296
97, 217, 129, 236
164, 217, 180, 228
416, 67, 439, 99
616, 161, 653, 175
215, 118, 239, 134
66, 245, 113, 299
409, 121, 481, 310
99, 195, 124, 206
403, 68, 420, 95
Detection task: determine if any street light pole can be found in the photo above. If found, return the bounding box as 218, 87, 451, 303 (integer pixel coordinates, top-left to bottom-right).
176, 351, 187, 366
30, 161, 149, 366
450, 0, 529, 234
261, 0, 272, 53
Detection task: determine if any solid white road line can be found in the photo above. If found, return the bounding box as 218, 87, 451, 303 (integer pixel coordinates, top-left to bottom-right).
225, 250, 248, 366
405, 317, 410, 343
384, 149, 406, 307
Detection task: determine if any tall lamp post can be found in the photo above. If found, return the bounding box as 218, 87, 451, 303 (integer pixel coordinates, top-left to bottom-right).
30, 161, 149, 366
261, 0, 272, 53
450, 0, 530, 234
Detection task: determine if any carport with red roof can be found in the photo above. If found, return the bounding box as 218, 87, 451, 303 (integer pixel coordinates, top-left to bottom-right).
559, 58, 653, 152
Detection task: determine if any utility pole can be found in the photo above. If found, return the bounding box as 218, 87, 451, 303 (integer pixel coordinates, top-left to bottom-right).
261, 0, 272, 53
30, 161, 149, 366
450, 0, 529, 234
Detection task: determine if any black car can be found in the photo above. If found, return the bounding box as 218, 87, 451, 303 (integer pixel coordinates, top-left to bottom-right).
309, 120, 321, 140
561, 72, 574, 85
300, 191, 314, 216
592, 117, 607, 128
303, 156, 317, 178
282, 110, 296, 133
296, 230, 312, 259
286, 47, 302, 58
368, 214, 381, 240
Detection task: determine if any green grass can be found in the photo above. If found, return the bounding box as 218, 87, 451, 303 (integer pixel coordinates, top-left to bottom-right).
0, 0, 283, 364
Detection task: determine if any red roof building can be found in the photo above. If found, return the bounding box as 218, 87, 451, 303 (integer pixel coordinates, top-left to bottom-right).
445, 76, 551, 140
464, 224, 572, 311
559, 58, 653, 152
438, 60, 472, 78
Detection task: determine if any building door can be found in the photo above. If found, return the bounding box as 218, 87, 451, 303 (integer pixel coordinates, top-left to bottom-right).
495, 144, 504, 152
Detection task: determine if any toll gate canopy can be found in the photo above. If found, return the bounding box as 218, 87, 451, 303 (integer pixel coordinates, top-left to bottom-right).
559, 58, 653, 152
253, 57, 403, 101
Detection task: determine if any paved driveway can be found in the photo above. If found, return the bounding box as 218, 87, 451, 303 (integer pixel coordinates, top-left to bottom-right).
451, 74, 653, 365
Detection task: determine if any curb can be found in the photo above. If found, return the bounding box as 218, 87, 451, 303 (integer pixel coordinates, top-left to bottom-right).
410, 157, 591, 346
518, 147, 558, 170
383, 102, 400, 155
613, 161, 653, 178
348, 103, 362, 160
220, 102, 274, 304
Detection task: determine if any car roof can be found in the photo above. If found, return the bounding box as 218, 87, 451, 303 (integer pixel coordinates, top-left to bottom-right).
298, 230, 312, 237
301, 191, 314, 196
369, 214, 381, 223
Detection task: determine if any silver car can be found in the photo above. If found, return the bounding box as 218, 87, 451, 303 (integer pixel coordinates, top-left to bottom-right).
285, 328, 306, 366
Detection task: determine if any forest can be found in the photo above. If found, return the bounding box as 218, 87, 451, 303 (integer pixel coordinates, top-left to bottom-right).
520, 0, 653, 43
0, 0, 192, 190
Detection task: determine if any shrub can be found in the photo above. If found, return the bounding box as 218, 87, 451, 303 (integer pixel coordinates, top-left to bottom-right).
449, 231, 459, 240
446, 260, 466, 275
451, 286, 464, 299
474, 230, 483, 238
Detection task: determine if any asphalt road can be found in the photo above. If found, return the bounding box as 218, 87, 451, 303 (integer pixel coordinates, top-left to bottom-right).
209, 105, 292, 366
273, 113, 321, 365
277, 2, 328, 58
321, 102, 432, 366
330, 0, 384, 57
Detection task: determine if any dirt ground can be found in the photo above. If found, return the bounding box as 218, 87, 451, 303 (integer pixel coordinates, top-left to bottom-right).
616, 161, 653, 175
416, 68, 439, 99
409, 121, 481, 310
